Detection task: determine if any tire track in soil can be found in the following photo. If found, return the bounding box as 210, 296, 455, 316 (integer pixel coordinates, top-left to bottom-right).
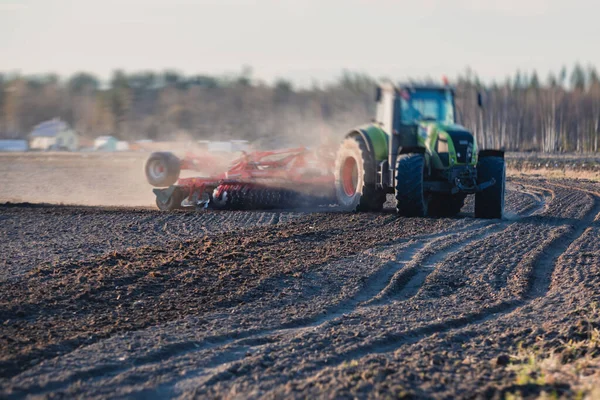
58, 188, 549, 397
528, 202, 599, 298
0, 184, 555, 396
172, 226, 518, 393
366, 222, 505, 304
161, 248, 545, 393
167, 184, 598, 396
4, 213, 520, 398
0, 212, 456, 386
514, 184, 554, 217
300, 185, 600, 400
247, 185, 600, 398
4, 223, 500, 398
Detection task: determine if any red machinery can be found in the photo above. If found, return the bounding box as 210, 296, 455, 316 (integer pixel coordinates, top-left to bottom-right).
145, 147, 335, 210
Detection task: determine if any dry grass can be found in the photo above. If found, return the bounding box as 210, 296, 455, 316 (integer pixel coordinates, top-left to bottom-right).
505, 305, 600, 399
508, 168, 600, 182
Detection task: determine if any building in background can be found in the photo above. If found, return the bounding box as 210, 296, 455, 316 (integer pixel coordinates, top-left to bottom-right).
29, 119, 79, 151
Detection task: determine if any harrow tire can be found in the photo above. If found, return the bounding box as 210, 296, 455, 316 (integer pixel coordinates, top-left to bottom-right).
475, 156, 505, 219
155, 186, 186, 211
145, 152, 181, 188
211, 186, 232, 209
334, 135, 385, 212
395, 153, 427, 217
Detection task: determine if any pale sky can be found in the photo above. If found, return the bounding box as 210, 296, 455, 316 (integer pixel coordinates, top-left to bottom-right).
1, 0, 599, 86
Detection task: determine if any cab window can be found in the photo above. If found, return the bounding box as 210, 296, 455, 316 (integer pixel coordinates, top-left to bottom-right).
397, 89, 455, 126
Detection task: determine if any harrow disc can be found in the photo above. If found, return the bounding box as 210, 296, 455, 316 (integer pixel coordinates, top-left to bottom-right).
208, 184, 305, 210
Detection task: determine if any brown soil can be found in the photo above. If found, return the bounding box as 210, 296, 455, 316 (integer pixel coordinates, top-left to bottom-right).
0, 153, 599, 399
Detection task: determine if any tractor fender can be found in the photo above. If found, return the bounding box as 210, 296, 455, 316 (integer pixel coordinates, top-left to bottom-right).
346, 124, 389, 162
344, 128, 380, 188
346, 129, 374, 155
398, 147, 430, 176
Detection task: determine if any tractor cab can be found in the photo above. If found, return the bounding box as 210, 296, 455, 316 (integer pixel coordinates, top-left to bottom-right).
374, 83, 464, 186
396, 87, 455, 126
376, 84, 458, 152
375, 84, 455, 130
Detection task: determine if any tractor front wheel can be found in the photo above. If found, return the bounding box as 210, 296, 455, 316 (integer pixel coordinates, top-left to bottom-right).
334, 136, 385, 212
395, 153, 427, 217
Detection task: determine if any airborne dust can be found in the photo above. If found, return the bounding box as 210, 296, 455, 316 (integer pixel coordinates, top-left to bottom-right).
0, 119, 349, 208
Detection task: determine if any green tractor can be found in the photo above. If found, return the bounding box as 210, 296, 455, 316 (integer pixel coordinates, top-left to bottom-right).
334, 83, 505, 218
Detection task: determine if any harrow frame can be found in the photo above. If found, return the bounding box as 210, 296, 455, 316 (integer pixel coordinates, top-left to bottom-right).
150, 147, 335, 210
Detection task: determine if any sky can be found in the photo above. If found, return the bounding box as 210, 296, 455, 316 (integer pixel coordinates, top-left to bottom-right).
1, 0, 599, 86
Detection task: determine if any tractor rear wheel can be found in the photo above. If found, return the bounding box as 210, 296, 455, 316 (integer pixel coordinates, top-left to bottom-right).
145, 152, 181, 187
334, 136, 385, 212
475, 156, 505, 219
395, 153, 427, 217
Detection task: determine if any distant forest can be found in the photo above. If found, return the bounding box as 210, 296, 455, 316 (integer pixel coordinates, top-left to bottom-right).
1, 64, 599, 152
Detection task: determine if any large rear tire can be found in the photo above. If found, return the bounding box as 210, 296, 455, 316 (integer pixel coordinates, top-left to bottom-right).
395, 153, 427, 217
334, 136, 386, 212
145, 152, 181, 187
475, 156, 505, 219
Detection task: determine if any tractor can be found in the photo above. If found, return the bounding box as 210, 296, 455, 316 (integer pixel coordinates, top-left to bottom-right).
334, 82, 505, 218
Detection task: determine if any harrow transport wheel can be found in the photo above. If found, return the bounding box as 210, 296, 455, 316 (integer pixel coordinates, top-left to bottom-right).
395, 153, 427, 217
334, 136, 383, 212
475, 156, 505, 219
155, 186, 186, 211
145, 152, 181, 187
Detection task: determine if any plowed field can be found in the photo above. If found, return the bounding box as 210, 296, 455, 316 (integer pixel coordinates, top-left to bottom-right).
1, 153, 599, 399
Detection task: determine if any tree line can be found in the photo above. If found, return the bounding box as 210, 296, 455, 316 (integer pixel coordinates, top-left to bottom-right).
457, 65, 600, 153
0, 65, 599, 152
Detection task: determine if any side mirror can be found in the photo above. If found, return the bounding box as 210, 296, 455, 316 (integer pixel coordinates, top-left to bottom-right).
477, 92, 483, 108
375, 87, 382, 102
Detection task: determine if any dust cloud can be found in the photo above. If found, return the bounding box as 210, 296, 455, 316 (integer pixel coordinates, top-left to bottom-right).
0, 152, 157, 207
0, 118, 351, 208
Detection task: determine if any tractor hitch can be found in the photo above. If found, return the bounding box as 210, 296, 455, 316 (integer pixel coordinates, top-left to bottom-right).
424, 175, 496, 195
451, 177, 496, 195
475, 178, 496, 192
